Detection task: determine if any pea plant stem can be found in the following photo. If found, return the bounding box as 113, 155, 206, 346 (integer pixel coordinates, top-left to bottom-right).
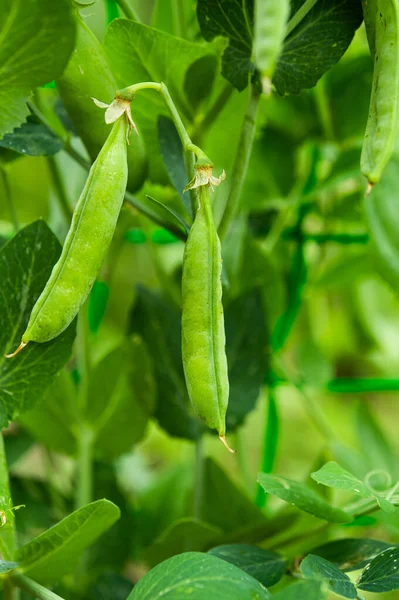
3, 579, 19, 600
193, 436, 204, 519
76, 425, 94, 510
11, 574, 65, 600
172, 0, 185, 38
218, 83, 261, 241
0, 168, 19, 232
255, 386, 279, 508
0, 434, 16, 560
116, 0, 142, 22
285, 0, 320, 37
47, 157, 73, 223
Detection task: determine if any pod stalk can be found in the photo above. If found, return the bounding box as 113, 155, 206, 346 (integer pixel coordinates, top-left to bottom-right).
5, 341, 27, 358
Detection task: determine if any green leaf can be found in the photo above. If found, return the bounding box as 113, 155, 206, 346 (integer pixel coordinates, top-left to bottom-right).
145, 518, 222, 567
184, 55, 219, 110
272, 580, 326, 600
16, 499, 120, 584
128, 552, 271, 599
225, 288, 269, 430
310, 538, 393, 572
257, 473, 352, 523
366, 154, 399, 290
0, 221, 76, 426
104, 19, 216, 181
358, 546, 399, 593
85, 339, 154, 459
300, 554, 357, 599
0, 0, 76, 137
311, 462, 370, 497
129, 286, 204, 440
274, 0, 363, 95
197, 0, 253, 91
19, 370, 78, 455
202, 459, 268, 535
87, 573, 133, 600
0, 560, 18, 574
0, 120, 63, 156
157, 116, 191, 216
209, 544, 287, 588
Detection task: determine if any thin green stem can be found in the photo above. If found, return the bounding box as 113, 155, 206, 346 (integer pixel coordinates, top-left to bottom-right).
125, 192, 188, 241
193, 436, 204, 519
47, 157, 73, 223
282, 231, 369, 245
0, 168, 19, 232
116, 0, 142, 22
172, 0, 185, 38
314, 78, 334, 141
327, 378, 399, 393
3, 579, 19, 600
218, 84, 261, 241
285, 0, 320, 37
0, 434, 16, 560
11, 574, 65, 600
256, 387, 279, 509
63, 144, 91, 171
75, 426, 94, 510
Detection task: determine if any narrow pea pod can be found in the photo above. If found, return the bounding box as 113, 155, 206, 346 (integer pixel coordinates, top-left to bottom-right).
182, 184, 231, 449
7, 116, 128, 355
361, 0, 399, 185
253, 0, 290, 89
56, 11, 147, 192
362, 0, 378, 56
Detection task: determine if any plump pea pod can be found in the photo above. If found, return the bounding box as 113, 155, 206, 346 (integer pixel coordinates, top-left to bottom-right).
253, 0, 290, 89
7, 116, 128, 355
56, 12, 147, 192
182, 184, 231, 449
361, 0, 399, 186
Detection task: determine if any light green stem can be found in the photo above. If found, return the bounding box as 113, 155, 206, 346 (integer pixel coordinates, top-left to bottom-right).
75, 426, 94, 510
0, 168, 19, 232
193, 436, 204, 519
218, 84, 261, 241
0, 434, 16, 560
285, 0, 320, 37
116, 0, 142, 22
314, 78, 334, 141
11, 574, 65, 600
47, 157, 73, 223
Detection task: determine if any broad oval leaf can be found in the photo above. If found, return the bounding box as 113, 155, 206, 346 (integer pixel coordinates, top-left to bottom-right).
0, 120, 63, 156
257, 473, 352, 523
209, 544, 287, 588
357, 546, 399, 593
16, 499, 120, 584
0, 221, 76, 426
311, 462, 370, 497
0, 0, 76, 137
128, 552, 271, 599
310, 538, 393, 572
272, 580, 326, 600
300, 554, 357, 599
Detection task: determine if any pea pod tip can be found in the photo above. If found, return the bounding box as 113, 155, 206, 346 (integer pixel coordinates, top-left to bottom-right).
5, 341, 28, 359
219, 435, 236, 454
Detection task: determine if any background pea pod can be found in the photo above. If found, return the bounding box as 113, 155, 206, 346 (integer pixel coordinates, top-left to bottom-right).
181, 184, 229, 442
253, 0, 290, 86
8, 115, 128, 352
361, 0, 399, 185
56, 11, 147, 193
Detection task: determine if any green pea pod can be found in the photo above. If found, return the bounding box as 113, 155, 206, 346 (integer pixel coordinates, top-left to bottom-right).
362, 0, 378, 56
182, 185, 231, 448
56, 12, 147, 192
253, 0, 290, 88
361, 0, 399, 185
7, 116, 128, 355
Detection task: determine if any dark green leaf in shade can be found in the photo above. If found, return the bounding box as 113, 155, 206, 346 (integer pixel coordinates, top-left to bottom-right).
209, 544, 287, 588
0, 221, 76, 426
184, 54, 219, 110
129, 286, 204, 440
87, 573, 133, 600
366, 153, 399, 291
197, 0, 254, 91
0, 120, 63, 156
0, 0, 76, 137
127, 552, 271, 599
274, 0, 363, 95
310, 538, 393, 572
146, 518, 222, 567
157, 116, 190, 214
225, 288, 269, 430
16, 500, 120, 584
4, 430, 33, 469
272, 579, 326, 600
358, 546, 399, 593
257, 473, 352, 523
300, 554, 357, 599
